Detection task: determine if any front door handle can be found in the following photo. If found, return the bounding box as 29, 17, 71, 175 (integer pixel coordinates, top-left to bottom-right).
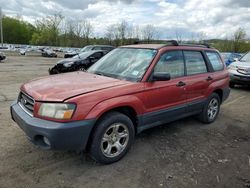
176, 81, 186, 87
206, 76, 213, 81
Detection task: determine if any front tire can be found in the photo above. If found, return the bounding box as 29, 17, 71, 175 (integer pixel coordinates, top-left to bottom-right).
229, 82, 235, 88
89, 112, 135, 164
79, 66, 86, 71
50, 68, 60, 75
198, 93, 221, 124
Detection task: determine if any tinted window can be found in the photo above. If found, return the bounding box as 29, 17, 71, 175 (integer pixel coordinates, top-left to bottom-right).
184, 51, 207, 75
154, 51, 185, 78
206, 52, 224, 71
102, 47, 113, 51
92, 52, 103, 59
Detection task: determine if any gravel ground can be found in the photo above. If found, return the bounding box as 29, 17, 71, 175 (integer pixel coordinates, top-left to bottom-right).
0, 56, 250, 188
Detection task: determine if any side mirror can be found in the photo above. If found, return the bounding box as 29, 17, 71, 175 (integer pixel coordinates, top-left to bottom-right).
152, 73, 171, 81
233, 58, 239, 62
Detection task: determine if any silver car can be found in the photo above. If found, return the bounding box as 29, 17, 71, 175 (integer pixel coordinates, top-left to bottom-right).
228, 51, 250, 87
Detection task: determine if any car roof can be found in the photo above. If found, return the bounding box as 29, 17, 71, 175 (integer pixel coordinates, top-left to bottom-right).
85, 45, 114, 48
120, 44, 216, 51
121, 44, 165, 49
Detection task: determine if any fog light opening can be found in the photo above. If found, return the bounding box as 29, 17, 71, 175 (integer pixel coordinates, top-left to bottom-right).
43, 136, 51, 147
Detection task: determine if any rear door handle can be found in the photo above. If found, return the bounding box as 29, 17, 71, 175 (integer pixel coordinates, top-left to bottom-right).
176, 81, 186, 87
206, 76, 213, 81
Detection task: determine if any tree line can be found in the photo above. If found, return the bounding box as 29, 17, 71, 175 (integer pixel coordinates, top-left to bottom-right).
2, 14, 250, 52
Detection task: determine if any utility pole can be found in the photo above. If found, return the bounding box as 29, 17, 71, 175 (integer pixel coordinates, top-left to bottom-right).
0, 7, 3, 47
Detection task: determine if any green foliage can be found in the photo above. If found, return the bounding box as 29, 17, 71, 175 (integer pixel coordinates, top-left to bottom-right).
2, 16, 36, 44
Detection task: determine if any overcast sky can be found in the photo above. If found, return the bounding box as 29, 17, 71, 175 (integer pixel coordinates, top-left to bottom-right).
1, 0, 250, 39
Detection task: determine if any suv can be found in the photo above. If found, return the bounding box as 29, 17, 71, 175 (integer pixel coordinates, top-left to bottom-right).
10, 41, 230, 164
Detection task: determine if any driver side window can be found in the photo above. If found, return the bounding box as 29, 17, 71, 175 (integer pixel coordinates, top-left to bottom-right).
154, 51, 185, 79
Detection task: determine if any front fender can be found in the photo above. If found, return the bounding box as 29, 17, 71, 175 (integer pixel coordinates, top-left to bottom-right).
84, 95, 146, 119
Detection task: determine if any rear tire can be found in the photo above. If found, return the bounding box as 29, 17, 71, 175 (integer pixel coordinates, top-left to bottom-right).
89, 112, 135, 164
50, 68, 60, 75
79, 66, 86, 71
198, 93, 221, 124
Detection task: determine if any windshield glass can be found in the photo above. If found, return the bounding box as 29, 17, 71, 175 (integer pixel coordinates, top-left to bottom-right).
80, 46, 93, 52
88, 48, 157, 81
240, 52, 250, 62
73, 51, 94, 59
221, 53, 230, 60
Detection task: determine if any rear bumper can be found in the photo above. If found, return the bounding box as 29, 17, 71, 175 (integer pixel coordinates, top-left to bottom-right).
10, 101, 95, 151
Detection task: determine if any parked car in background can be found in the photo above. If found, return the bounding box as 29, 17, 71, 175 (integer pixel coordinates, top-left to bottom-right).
0, 51, 6, 61
64, 45, 114, 58
42, 49, 57, 58
221, 52, 242, 66
228, 51, 250, 87
11, 41, 230, 164
49, 50, 107, 74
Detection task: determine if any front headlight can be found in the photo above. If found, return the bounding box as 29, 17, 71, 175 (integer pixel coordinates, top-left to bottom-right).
63, 62, 74, 67
228, 65, 237, 70
38, 103, 76, 120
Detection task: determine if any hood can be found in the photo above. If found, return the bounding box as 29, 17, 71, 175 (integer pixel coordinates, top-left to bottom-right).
57, 58, 79, 64
21, 72, 130, 102
231, 61, 250, 68
65, 51, 77, 55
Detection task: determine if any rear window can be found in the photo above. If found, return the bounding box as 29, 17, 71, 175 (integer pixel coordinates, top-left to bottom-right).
184, 51, 207, 75
206, 52, 224, 71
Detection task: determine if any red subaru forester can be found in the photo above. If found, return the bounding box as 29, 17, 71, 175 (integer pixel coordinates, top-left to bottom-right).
11, 41, 230, 164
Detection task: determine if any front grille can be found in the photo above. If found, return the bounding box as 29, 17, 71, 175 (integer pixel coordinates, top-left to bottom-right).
18, 92, 35, 116
237, 67, 250, 75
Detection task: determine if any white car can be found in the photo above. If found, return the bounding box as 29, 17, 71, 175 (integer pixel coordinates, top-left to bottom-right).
228, 51, 250, 87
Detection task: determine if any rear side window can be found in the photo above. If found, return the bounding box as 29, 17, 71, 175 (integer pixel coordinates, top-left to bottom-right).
184, 51, 207, 75
206, 52, 224, 71
154, 51, 185, 79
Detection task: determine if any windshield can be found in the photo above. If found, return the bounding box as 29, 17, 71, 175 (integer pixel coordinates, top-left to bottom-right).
80, 46, 93, 53
88, 48, 157, 81
240, 52, 250, 62
221, 53, 230, 60
73, 51, 94, 59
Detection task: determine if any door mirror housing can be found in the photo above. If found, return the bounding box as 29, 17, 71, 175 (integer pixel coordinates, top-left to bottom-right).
152, 73, 171, 82
233, 58, 239, 62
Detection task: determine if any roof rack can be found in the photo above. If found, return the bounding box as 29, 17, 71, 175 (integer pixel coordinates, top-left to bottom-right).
133, 40, 211, 48
180, 42, 211, 48
133, 40, 179, 46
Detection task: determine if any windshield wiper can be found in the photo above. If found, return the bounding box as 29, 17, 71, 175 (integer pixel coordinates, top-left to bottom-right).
94, 71, 105, 76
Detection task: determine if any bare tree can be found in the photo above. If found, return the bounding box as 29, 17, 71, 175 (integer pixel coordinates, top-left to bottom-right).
198, 31, 207, 43
175, 30, 183, 43
232, 27, 246, 52
117, 20, 128, 45
142, 24, 156, 43
132, 25, 141, 39
82, 20, 93, 45
105, 25, 115, 45
35, 13, 64, 46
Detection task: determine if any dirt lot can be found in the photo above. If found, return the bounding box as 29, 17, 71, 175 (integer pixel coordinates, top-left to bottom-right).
0, 56, 250, 188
